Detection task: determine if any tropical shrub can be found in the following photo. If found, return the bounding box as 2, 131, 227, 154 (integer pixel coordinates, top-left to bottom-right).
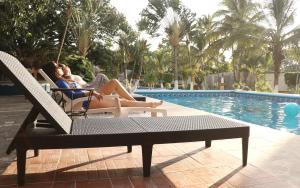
144, 71, 158, 88
163, 73, 173, 83
165, 83, 172, 89
233, 82, 241, 89
284, 73, 298, 88
63, 55, 94, 82
255, 80, 272, 92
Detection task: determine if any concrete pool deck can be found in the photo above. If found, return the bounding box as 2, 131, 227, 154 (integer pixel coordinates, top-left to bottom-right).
0, 95, 300, 187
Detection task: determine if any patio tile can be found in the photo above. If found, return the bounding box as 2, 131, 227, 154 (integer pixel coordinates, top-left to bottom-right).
20, 182, 52, 188
184, 166, 233, 186
0, 185, 18, 188
250, 180, 299, 188
172, 142, 206, 154
76, 179, 112, 188
164, 170, 209, 187
225, 172, 283, 187
0, 174, 17, 186
130, 176, 173, 188
110, 177, 133, 188
94, 162, 110, 179
54, 170, 76, 182
152, 144, 186, 157
52, 181, 76, 188
237, 164, 274, 179
189, 148, 241, 167
101, 147, 133, 159
105, 158, 142, 178
152, 155, 203, 173
209, 182, 235, 188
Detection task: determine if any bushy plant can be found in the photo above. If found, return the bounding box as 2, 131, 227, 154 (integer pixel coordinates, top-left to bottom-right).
233, 82, 241, 89
284, 73, 298, 88
144, 71, 158, 87
163, 73, 173, 83
165, 83, 172, 89
255, 80, 272, 92
63, 55, 94, 82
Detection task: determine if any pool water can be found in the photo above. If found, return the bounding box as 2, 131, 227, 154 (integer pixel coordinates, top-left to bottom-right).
152, 95, 300, 135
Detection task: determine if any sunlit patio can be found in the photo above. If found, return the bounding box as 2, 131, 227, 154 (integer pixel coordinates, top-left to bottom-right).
1, 95, 300, 188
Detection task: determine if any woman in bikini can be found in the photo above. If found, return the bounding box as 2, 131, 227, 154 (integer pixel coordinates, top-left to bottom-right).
42, 62, 163, 109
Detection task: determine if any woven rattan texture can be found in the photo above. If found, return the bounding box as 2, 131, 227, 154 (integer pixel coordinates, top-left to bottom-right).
71, 118, 146, 135
0, 51, 72, 133
132, 115, 248, 132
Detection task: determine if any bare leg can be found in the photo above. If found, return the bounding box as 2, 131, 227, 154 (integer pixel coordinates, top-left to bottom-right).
99, 79, 135, 101
88, 96, 120, 109
120, 99, 163, 108
89, 98, 163, 109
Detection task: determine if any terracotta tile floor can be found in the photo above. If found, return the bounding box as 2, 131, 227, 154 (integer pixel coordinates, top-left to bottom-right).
1, 96, 300, 187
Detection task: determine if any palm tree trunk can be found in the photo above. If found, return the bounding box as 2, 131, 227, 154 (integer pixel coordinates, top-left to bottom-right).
130, 60, 137, 86
137, 61, 144, 81
273, 45, 284, 92
173, 47, 178, 90
187, 42, 193, 90
123, 49, 128, 87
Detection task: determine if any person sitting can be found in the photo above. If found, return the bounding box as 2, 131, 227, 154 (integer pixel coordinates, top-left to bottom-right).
58, 63, 136, 101
59, 64, 88, 86
42, 62, 163, 109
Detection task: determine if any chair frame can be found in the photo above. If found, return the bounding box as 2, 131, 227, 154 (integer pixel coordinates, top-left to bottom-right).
0, 51, 249, 186
38, 69, 121, 116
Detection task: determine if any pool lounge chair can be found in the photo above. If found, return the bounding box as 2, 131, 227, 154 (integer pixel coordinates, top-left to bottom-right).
0, 51, 249, 186
38, 69, 167, 117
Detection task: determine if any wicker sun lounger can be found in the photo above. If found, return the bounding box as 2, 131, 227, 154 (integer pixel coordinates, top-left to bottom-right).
0, 51, 250, 186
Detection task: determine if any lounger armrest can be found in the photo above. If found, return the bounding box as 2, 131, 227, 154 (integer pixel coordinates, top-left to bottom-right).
50, 88, 95, 117
51, 88, 95, 92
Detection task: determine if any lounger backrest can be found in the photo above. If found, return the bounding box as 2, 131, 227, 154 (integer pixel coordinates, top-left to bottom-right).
38, 69, 57, 88
0, 51, 72, 134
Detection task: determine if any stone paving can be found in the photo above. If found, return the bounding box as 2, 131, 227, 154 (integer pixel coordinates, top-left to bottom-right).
0, 95, 300, 187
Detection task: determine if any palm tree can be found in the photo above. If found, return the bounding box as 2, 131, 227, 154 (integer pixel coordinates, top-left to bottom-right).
71, 0, 104, 57
180, 7, 196, 90
264, 0, 300, 91
118, 34, 132, 86
192, 15, 221, 88
132, 39, 149, 83
139, 0, 194, 89
154, 50, 169, 88
164, 16, 185, 89
214, 0, 264, 83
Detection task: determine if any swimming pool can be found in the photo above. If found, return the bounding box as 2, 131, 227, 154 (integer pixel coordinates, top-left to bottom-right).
135, 90, 300, 135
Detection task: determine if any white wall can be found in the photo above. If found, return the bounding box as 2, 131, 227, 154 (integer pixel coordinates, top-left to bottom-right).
204, 72, 289, 91
265, 73, 288, 91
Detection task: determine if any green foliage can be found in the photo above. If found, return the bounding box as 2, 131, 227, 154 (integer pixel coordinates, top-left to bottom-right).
63, 55, 94, 82
144, 71, 158, 86
165, 83, 172, 89
255, 79, 272, 92
70, 0, 134, 57
0, 0, 132, 68
87, 43, 118, 78
265, 0, 300, 86
1, 0, 299, 90
284, 73, 298, 87
0, 0, 68, 67
163, 73, 173, 83
233, 82, 241, 89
